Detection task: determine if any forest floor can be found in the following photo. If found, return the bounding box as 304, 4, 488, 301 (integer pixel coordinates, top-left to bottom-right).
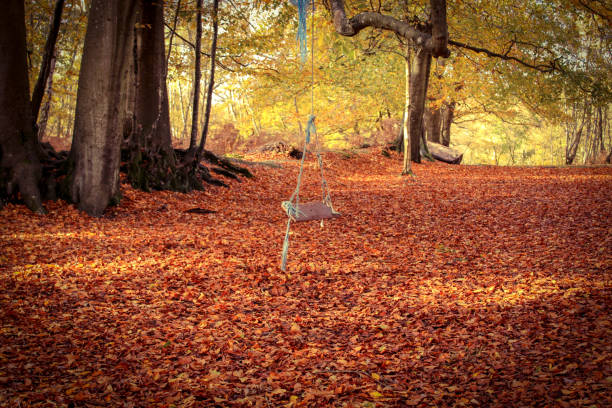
1, 149, 611, 407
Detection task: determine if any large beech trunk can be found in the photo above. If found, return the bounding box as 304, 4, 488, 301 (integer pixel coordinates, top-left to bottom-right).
129, 0, 181, 191
0, 0, 45, 213
69, 0, 137, 216
128, 0, 237, 192
408, 47, 432, 163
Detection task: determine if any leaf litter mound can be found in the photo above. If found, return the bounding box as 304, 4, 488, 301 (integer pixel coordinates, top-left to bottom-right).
1, 149, 611, 407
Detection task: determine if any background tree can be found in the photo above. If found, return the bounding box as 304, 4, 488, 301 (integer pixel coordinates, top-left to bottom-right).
128, 0, 181, 191
327, 0, 449, 164
0, 0, 45, 213
31, 0, 65, 134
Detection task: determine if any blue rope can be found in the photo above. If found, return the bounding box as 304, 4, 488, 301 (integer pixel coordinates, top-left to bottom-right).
282, 1, 320, 272
296, 0, 308, 63
305, 114, 315, 143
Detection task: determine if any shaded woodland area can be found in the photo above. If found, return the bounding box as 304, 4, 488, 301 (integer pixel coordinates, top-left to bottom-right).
1, 0, 611, 406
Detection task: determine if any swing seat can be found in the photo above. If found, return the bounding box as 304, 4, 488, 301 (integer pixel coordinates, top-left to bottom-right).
282, 201, 340, 222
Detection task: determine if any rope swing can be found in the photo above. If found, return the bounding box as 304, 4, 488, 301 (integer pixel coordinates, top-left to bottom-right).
281, 0, 340, 271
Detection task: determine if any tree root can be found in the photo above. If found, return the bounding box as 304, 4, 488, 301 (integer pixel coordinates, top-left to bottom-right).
1, 143, 254, 212
202, 149, 253, 178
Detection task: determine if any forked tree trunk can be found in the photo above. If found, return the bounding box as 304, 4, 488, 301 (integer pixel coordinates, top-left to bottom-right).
0, 0, 45, 213
328, 0, 448, 167
408, 47, 432, 163
69, 0, 137, 216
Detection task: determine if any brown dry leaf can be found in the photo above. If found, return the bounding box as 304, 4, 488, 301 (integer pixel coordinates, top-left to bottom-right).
1, 150, 610, 407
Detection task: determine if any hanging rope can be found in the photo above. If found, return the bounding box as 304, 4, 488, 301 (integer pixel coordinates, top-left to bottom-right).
282, 0, 315, 271
296, 0, 309, 63
281, 0, 338, 271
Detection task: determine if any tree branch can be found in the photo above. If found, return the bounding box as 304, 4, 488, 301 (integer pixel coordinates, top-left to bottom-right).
448, 39, 559, 73
163, 22, 234, 72
329, 0, 432, 51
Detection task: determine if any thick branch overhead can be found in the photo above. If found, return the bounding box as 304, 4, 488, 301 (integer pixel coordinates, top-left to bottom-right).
448, 39, 558, 73
328, 0, 450, 57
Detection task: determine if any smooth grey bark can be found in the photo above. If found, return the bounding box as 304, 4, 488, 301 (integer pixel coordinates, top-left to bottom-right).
69, 0, 137, 216
129, 0, 178, 191
118, 23, 136, 145
408, 47, 432, 163
134, 0, 173, 152
197, 0, 220, 156
189, 0, 203, 151
0, 0, 44, 213
31, 0, 65, 127
429, 0, 449, 58
328, 0, 449, 58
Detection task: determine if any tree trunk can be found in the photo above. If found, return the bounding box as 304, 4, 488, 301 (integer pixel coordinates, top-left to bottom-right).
128, 0, 179, 191
177, 79, 190, 143
401, 49, 412, 175
0, 0, 45, 213
197, 0, 220, 156
69, 0, 137, 216
408, 47, 432, 163
37, 54, 56, 141
429, 0, 450, 58
189, 0, 203, 151
425, 106, 441, 143
31, 0, 65, 128
118, 23, 136, 147
565, 100, 588, 165
166, 0, 181, 67
440, 100, 455, 146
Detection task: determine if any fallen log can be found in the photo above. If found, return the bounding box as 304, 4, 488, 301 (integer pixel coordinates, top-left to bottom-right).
427, 141, 463, 164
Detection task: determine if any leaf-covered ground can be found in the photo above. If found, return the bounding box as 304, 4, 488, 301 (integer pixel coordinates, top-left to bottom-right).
1, 150, 611, 407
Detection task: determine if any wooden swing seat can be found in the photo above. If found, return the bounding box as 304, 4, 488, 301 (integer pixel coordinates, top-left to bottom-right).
282, 201, 340, 222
